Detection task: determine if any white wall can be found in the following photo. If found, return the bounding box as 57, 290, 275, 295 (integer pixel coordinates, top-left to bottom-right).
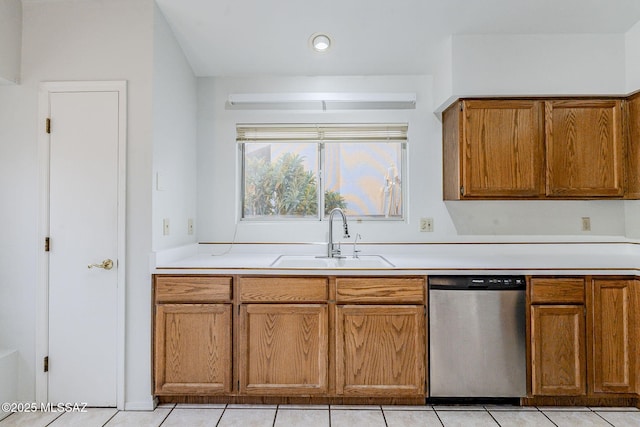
197, 75, 627, 245
432, 35, 453, 110
0, 0, 155, 408
451, 34, 626, 96
0, 0, 21, 84
197, 75, 453, 244
152, 5, 198, 251
626, 20, 640, 93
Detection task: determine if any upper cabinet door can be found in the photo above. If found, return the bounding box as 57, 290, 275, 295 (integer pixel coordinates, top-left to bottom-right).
545, 100, 624, 197
460, 100, 544, 198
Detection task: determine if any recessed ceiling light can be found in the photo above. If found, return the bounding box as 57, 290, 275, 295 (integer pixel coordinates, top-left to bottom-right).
310, 33, 331, 53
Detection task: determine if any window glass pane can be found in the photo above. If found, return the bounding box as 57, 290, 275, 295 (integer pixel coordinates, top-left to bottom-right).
324, 142, 403, 218
243, 142, 318, 218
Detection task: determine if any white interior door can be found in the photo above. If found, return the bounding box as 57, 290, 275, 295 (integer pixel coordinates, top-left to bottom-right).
47, 89, 122, 406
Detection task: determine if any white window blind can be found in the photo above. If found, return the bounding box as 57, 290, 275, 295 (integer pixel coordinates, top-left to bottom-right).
236, 123, 408, 142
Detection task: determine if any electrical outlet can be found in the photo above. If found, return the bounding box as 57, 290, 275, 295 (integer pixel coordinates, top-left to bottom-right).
163, 218, 170, 235
188, 218, 194, 235
420, 217, 434, 232
581, 217, 591, 232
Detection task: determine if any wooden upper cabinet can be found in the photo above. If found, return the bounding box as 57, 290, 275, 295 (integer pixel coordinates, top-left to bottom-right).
545, 100, 624, 197
626, 93, 640, 199
444, 99, 544, 199
589, 278, 636, 394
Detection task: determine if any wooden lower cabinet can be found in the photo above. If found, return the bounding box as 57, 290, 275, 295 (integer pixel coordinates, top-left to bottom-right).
154, 303, 232, 395
238, 303, 328, 395
530, 304, 586, 396
335, 305, 425, 397
529, 276, 638, 402
589, 278, 636, 394
153, 275, 425, 400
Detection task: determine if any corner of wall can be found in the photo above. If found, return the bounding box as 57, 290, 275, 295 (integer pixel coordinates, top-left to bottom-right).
0, 0, 22, 84
626, 20, 640, 93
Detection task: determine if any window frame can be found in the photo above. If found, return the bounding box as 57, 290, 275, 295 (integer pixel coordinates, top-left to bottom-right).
238, 123, 408, 222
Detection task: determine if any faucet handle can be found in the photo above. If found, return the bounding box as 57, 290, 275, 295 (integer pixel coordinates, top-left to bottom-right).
353, 233, 362, 258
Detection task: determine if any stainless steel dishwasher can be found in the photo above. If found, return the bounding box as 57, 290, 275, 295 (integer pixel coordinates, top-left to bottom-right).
428, 276, 526, 399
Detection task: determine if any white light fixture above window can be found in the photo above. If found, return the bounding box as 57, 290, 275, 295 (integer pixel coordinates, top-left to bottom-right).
310, 33, 331, 52
226, 92, 417, 110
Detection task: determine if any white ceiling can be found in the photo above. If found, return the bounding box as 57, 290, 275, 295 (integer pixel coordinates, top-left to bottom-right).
155, 0, 640, 77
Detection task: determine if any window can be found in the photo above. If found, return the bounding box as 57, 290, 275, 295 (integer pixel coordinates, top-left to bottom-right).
239, 124, 407, 220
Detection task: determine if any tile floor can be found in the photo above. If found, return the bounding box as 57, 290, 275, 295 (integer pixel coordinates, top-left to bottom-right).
0, 404, 639, 427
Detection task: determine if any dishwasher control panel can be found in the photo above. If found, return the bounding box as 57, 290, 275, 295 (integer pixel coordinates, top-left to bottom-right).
429, 276, 525, 290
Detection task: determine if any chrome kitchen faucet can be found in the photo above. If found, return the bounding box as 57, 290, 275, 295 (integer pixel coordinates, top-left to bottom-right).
327, 208, 350, 258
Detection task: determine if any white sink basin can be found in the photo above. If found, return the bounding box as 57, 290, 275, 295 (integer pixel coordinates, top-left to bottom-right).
270, 255, 395, 269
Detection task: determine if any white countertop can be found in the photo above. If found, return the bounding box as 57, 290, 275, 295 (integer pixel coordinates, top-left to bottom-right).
152, 242, 640, 276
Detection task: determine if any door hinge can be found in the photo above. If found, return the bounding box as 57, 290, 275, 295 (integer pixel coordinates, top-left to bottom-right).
460, 186, 465, 196
459, 101, 463, 111
46, 118, 51, 134
45, 237, 50, 252
44, 356, 49, 372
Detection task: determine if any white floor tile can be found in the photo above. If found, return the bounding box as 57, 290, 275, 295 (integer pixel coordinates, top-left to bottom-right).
484, 405, 537, 411
433, 405, 487, 411
161, 408, 223, 427
436, 410, 499, 427
595, 411, 640, 427
0, 411, 63, 427
489, 410, 555, 427
156, 403, 176, 409
537, 406, 590, 411
543, 411, 612, 427
383, 410, 442, 427
48, 407, 117, 427
382, 405, 433, 411
274, 409, 329, 427
217, 408, 276, 427
330, 404, 381, 410
278, 404, 329, 410
225, 404, 277, 409
104, 408, 171, 427
590, 406, 639, 411
175, 403, 227, 409
331, 409, 386, 427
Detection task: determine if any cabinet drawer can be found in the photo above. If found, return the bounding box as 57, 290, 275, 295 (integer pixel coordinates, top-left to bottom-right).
155, 276, 232, 303
336, 277, 425, 303
531, 277, 585, 304
239, 277, 328, 302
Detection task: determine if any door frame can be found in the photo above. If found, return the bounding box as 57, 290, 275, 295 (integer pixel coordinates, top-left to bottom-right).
35, 81, 127, 408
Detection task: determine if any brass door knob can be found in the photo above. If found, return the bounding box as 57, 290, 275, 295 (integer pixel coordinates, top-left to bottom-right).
88, 259, 114, 270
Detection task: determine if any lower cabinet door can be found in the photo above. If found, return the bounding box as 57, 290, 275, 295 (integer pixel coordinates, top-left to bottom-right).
239, 304, 328, 395
335, 305, 425, 397
531, 304, 586, 396
590, 278, 636, 394
154, 303, 232, 395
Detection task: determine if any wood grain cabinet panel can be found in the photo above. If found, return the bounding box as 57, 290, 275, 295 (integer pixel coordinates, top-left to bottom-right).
627, 93, 640, 199
589, 278, 636, 394
335, 305, 425, 397
545, 100, 624, 197
154, 303, 232, 395
239, 277, 328, 302
336, 277, 425, 304
239, 304, 328, 395
443, 99, 544, 199
531, 277, 585, 304
531, 304, 586, 396
155, 276, 232, 303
